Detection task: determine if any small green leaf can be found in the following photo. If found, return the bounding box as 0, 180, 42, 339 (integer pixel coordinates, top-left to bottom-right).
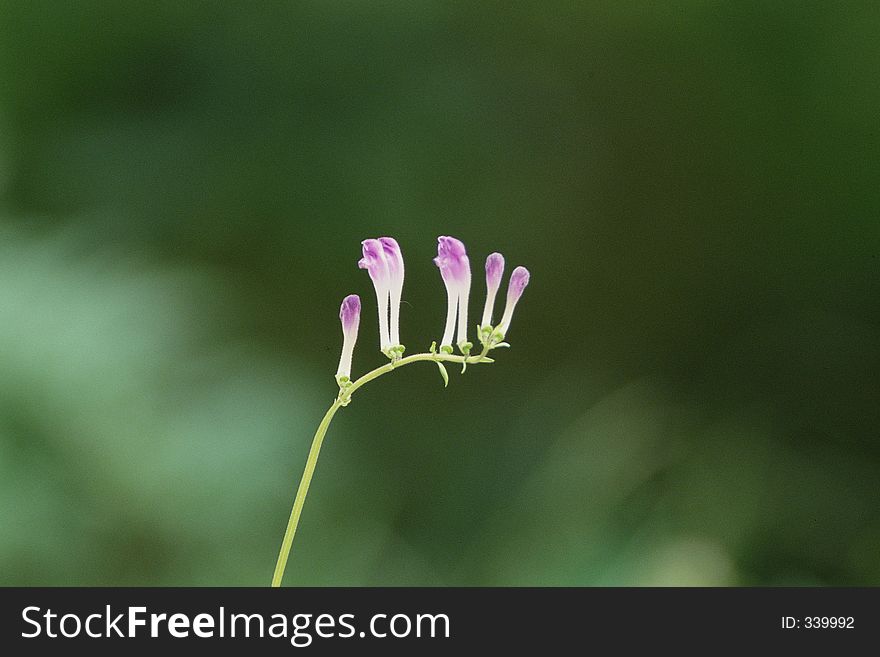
436, 361, 449, 387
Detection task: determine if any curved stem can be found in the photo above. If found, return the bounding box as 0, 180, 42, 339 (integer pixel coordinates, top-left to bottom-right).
271, 399, 342, 587
270, 348, 491, 587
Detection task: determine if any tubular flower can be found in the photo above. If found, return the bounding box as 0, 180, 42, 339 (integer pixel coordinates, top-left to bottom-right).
272, 234, 532, 587
358, 239, 392, 352
433, 236, 471, 353
379, 237, 405, 351
335, 294, 360, 384
497, 266, 530, 337
480, 252, 505, 331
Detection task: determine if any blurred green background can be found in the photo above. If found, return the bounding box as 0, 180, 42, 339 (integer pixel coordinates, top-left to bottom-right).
1, 2, 878, 586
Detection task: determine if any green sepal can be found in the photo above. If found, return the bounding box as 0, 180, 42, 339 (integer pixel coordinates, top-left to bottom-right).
335, 375, 353, 405
384, 344, 406, 364
478, 324, 492, 345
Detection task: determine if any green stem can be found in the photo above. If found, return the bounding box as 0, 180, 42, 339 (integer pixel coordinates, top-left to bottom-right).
270, 348, 491, 587
270, 398, 342, 587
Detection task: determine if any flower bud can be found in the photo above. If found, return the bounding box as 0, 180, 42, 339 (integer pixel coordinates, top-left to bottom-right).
498, 266, 530, 337
335, 294, 361, 382
480, 252, 505, 329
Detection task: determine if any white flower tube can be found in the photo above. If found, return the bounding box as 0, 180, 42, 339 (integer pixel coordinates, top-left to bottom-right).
335, 294, 360, 383
358, 238, 392, 351
379, 237, 405, 348
498, 266, 530, 337
481, 252, 505, 329
433, 236, 471, 352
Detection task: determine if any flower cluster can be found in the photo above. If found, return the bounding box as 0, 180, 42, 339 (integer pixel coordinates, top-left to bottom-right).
334, 235, 530, 388
274, 237, 530, 586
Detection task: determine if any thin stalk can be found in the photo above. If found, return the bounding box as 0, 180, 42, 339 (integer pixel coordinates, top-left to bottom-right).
271, 347, 491, 587
270, 399, 342, 587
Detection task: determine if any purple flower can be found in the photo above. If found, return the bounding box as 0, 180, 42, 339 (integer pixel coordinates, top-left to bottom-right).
480, 252, 505, 329
358, 239, 392, 351
434, 236, 470, 284
336, 294, 361, 381
433, 236, 471, 349
498, 266, 530, 336
379, 237, 405, 348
